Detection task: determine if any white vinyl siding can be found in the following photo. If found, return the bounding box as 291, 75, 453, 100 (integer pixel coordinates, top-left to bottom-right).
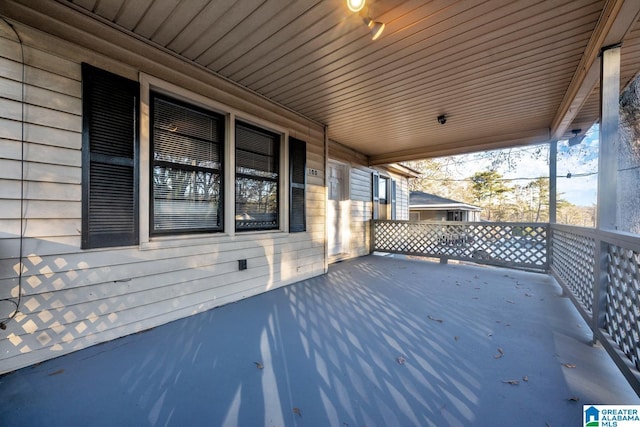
0, 20, 325, 374
388, 171, 410, 221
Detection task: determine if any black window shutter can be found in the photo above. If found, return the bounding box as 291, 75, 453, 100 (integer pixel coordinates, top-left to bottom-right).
82, 63, 139, 249
289, 137, 306, 232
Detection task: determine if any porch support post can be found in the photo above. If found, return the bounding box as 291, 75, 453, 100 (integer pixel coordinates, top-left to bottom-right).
593, 44, 621, 339
323, 124, 329, 273
548, 140, 557, 272
549, 141, 557, 224
597, 45, 620, 231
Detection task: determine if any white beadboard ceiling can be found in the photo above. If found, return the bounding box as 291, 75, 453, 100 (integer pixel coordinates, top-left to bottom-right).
62, 0, 640, 162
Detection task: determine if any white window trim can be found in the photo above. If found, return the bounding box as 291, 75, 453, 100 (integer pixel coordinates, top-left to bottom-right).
138, 73, 289, 250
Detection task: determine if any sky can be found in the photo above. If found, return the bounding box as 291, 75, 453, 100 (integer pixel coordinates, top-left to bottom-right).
433, 124, 599, 206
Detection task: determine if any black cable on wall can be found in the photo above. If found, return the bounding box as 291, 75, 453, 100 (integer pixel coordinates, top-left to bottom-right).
1, 17, 25, 330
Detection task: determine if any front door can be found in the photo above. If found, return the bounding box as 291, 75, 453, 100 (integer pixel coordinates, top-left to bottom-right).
328, 162, 349, 257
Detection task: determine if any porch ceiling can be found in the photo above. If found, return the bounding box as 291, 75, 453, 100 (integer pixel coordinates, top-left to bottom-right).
22, 0, 640, 162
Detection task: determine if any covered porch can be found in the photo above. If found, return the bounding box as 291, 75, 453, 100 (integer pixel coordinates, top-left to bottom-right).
1, 1, 640, 422
1, 255, 637, 426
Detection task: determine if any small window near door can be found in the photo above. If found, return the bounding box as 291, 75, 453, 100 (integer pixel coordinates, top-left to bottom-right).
378, 177, 388, 204
374, 175, 391, 220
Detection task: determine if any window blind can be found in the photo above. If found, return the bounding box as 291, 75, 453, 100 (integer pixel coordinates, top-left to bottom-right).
151, 94, 224, 234
235, 121, 280, 231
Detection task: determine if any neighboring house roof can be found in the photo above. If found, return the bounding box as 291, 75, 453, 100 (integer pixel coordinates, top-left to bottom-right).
410, 191, 482, 211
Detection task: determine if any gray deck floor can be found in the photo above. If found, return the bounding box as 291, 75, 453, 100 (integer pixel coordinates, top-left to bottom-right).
1, 255, 638, 426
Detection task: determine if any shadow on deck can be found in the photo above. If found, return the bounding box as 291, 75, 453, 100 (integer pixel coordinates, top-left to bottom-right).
1, 255, 637, 426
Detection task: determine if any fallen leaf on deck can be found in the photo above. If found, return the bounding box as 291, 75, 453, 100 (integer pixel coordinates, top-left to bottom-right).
427, 315, 444, 323
293, 407, 302, 416
494, 348, 504, 359
562, 363, 576, 369
48, 369, 64, 376
523, 375, 529, 382
506, 300, 515, 304
567, 396, 580, 402
525, 293, 533, 297
454, 336, 459, 341
502, 380, 519, 385
396, 356, 406, 365
254, 362, 264, 370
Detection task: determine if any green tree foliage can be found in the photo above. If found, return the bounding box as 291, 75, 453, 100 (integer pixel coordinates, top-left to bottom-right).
470, 171, 510, 220
525, 177, 548, 222
405, 143, 597, 227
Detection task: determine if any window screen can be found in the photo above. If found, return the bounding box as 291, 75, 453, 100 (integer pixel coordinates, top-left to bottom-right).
81, 63, 139, 249
151, 94, 224, 234
235, 121, 280, 231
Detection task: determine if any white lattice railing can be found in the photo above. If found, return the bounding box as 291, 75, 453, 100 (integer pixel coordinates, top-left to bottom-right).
606, 238, 640, 372
372, 220, 548, 271
550, 225, 596, 313
372, 220, 640, 393
550, 224, 640, 393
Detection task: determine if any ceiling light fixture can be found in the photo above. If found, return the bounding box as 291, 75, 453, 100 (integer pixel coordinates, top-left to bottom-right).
347, 0, 365, 13
568, 129, 585, 146
364, 17, 385, 40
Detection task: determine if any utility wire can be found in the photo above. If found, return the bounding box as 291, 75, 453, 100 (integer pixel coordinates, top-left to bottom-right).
618, 165, 640, 173
0, 18, 25, 330
416, 171, 598, 182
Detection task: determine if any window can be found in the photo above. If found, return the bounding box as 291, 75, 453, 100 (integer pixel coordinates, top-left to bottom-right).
150, 93, 224, 234
372, 173, 396, 220
373, 173, 391, 220
447, 211, 463, 221
372, 171, 379, 219
81, 63, 139, 249
379, 177, 388, 204
235, 121, 280, 231
289, 137, 306, 232
391, 180, 397, 220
